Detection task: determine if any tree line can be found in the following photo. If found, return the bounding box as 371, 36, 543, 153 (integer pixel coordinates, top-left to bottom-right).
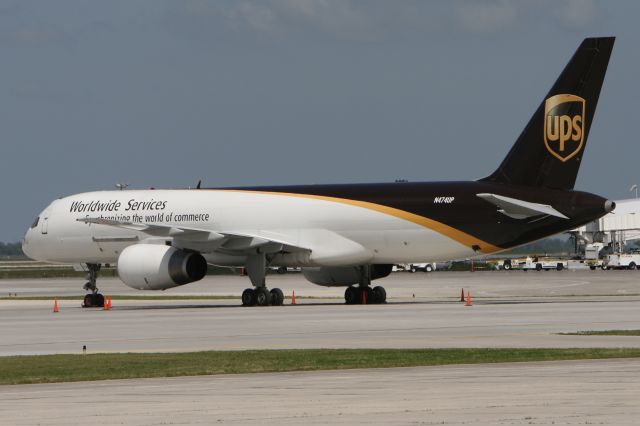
0, 242, 25, 256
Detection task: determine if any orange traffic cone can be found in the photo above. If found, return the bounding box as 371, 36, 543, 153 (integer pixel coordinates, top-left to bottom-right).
291, 290, 296, 305
108, 296, 112, 309
465, 291, 472, 307
103, 296, 110, 311
362, 289, 367, 305
53, 298, 59, 313
460, 288, 465, 302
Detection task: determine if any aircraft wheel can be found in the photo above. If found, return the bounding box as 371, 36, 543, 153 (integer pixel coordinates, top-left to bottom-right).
255, 287, 271, 306
344, 287, 359, 304
82, 293, 104, 308
270, 288, 284, 306
82, 294, 95, 308
241, 288, 256, 306
372, 286, 387, 304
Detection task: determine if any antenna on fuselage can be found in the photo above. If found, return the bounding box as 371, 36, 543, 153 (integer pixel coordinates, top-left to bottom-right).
115, 183, 130, 191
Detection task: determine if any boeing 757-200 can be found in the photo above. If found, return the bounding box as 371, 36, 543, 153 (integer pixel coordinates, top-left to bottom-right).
23, 37, 616, 307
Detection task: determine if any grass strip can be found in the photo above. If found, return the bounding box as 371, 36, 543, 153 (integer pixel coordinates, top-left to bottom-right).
1, 348, 640, 386
560, 330, 640, 336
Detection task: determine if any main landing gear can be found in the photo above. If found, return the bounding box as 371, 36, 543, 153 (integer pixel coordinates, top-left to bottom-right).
344, 266, 387, 305
240, 254, 284, 306
82, 263, 105, 308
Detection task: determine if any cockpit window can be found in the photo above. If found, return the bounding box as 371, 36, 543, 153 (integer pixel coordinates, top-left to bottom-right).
30, 216, 39, 229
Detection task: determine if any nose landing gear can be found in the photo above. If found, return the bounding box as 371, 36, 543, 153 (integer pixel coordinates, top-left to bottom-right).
81, 263, 105, 308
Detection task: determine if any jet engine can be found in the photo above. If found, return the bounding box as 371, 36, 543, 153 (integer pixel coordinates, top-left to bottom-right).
117, 244, 207, 290
301, 264, 393, 287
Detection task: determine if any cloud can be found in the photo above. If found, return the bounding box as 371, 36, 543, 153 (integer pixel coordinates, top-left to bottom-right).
166, 0, 605, 46
454, 0, 518, 33
552, 0, 598, 28
274, 0, 373, 40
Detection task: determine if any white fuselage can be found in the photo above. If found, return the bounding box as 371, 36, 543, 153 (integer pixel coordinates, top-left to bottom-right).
22, 189, 476, 266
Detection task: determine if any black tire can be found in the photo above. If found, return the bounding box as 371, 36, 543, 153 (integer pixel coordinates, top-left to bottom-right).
409, 266, 416, 273
536, 263, 543, 271
424, 264, 433, 273
276, 266, 287, 274
589, 265, 596, 270
241, 288, 256, 306
345, 287, 359, 304
82, 294, 94, 308
556, 263, 564, 271
95, 293, 104, 307
372, 286, 387, 304
629, 262, 637, 270
270, 288, 284, 306
255, 287, 271, 306
503, 261, 512, 270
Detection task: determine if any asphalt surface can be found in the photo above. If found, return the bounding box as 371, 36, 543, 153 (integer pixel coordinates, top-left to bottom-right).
2, 271, 640, 355
2, 270, 640, 425
1, 359, 638, 425
3, 268, 640, 299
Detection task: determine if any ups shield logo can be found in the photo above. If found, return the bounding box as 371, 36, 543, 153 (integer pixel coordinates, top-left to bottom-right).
544, 94, 586, 162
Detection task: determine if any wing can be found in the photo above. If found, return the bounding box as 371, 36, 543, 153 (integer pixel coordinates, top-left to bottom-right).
77, 217, 371, 265
476, 193, 569, 220
76, 217, 309, 254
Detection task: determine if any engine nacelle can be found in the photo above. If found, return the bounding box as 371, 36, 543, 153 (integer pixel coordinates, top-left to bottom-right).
302, 264, 393, 287
117, 244, 207, 290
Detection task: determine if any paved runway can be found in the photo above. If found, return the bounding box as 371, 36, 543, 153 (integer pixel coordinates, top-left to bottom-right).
1, 271, 640, 355
2, 358, 639, 425
3, 271, 640, 424
2, 269, 640, 299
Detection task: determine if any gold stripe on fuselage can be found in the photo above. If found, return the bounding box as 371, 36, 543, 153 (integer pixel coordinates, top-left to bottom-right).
209, 189, 502, 254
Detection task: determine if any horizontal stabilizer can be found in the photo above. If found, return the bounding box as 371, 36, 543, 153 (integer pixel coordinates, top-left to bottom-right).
477, 193, 569, 220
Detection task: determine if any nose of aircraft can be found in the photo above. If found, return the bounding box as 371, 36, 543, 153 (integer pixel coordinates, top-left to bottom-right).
21, 228, 34, 259
22, 208, 47, 261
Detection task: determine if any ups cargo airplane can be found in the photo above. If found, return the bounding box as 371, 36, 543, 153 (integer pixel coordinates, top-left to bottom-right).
23, 37, 616, 307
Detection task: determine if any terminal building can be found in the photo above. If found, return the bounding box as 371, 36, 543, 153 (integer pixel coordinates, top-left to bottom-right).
571, 198, 640, 253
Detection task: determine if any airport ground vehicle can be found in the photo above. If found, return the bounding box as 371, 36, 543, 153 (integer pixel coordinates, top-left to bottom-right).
602, 253, 640, 270
585, 243, 605, 269
520, 257, 567, 271
22, 38, 615, 307
408, 263, 437, 273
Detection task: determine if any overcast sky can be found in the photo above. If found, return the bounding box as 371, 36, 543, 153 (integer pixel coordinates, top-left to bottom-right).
1, 0, 639, 241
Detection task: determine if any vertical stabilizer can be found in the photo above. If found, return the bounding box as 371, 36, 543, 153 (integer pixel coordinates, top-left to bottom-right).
481, 37, 614, 190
